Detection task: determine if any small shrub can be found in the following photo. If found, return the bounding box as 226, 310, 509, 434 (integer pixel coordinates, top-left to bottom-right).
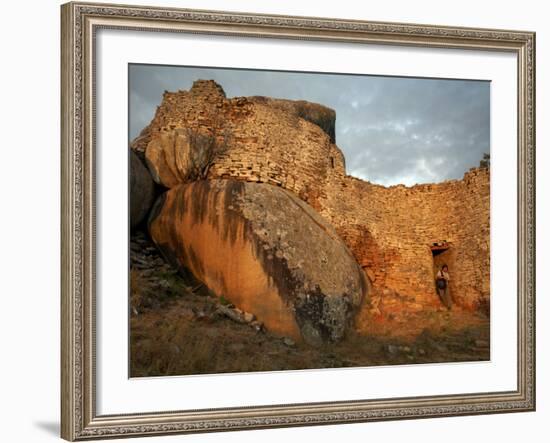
218, 295, 230, 306
185, 125, 230, 180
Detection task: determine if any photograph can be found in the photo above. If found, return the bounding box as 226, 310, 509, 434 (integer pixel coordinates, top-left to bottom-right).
128, 64, 491, 377
58, 2, 536, 440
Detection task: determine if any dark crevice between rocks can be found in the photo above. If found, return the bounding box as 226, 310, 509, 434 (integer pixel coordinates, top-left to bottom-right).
130, 149, 166, 232
147, 191, 166, 231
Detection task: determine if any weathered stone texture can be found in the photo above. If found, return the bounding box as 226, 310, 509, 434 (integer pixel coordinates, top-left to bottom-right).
130, 150, 155, 230
132, 80, 344, 210
249, 96, 336, 143
319, 168, 490, 319
134, 79, 490, 321
148, 180, 367, 345
145, 127, 226, 188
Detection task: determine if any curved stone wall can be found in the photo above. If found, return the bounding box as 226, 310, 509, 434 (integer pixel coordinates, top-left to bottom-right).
132, 79, 490, 318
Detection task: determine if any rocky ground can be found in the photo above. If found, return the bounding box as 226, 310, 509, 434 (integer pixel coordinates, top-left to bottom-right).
130, 231, 490, 377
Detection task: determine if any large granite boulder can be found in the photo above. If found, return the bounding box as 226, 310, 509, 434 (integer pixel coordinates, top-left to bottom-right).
148, 179, 367, 345
145, 128, 225, 189
130, 150, 155, 230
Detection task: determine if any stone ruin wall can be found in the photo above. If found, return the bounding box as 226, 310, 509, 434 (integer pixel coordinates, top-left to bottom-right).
131, 80, 342, 209
319, 168, 490, 315
134, 80, 490, 316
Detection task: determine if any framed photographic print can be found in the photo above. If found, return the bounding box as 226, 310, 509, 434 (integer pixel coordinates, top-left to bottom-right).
61, 1, 536, 440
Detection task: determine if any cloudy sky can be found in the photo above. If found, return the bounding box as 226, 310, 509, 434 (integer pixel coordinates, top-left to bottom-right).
129, 64, 490, 186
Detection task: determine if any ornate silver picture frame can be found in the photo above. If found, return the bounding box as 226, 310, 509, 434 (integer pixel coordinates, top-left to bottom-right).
61, 1, 535, 440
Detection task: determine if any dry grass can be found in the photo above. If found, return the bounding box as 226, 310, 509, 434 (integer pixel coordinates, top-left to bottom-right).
130, 287, 490, 377
130, 255, 490, 377
130, 269, 147, 313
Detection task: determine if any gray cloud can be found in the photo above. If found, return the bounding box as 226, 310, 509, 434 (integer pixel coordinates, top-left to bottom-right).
129, 64, 490, 186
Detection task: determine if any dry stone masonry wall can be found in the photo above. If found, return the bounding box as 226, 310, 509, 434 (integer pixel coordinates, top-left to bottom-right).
133, 79, 490, 325
319, 168, 490, 320
131, 80, 343, 210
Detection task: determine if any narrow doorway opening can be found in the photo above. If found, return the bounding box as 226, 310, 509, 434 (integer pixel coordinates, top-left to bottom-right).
431, 241, 452, 307
431, 241, 451, 272
430, 241, 449, 257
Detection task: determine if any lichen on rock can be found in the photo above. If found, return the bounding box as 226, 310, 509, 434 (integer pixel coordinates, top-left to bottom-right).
148, 179, 367, 345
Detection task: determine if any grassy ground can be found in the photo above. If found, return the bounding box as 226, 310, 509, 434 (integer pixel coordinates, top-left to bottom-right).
129, 236, 490, 377
131, 305, 490, 377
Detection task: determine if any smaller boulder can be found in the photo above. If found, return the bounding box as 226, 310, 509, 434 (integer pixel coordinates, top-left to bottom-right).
145, 128, 226, 188
130, 150, 155, 230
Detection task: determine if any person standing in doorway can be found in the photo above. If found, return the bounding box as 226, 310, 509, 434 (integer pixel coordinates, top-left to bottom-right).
436, 264, 452, 310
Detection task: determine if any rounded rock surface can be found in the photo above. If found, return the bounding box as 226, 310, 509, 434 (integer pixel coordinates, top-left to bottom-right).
130, 150, 155, 230
148, 179, 368, 344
